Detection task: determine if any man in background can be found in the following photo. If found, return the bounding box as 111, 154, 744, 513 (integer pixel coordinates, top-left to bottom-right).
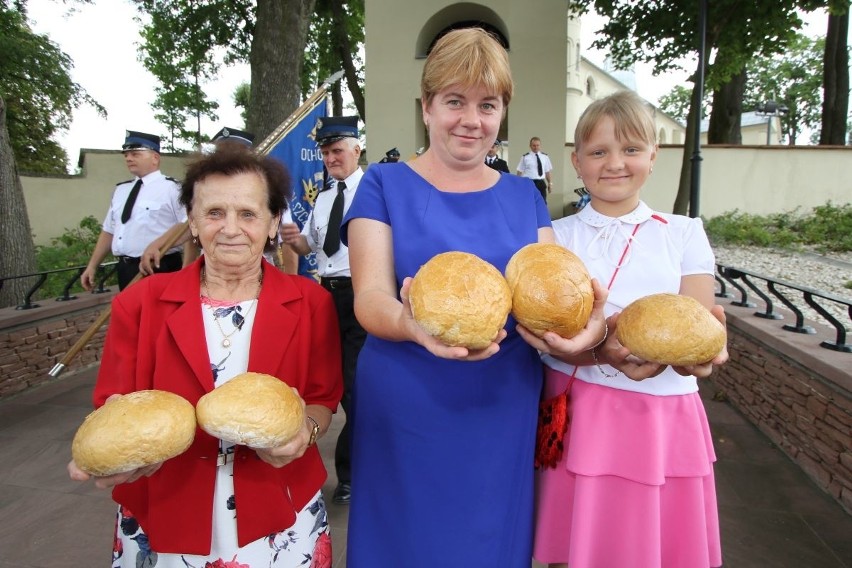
516, 136, 553, 200
378, 147, 401, 163
485, 139, 510, 173
81, 131, 186, 291
280, 116, 367, 505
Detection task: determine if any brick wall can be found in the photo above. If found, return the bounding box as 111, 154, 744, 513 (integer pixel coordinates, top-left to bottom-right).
712, 301, 852, 514
0, 292, 115, 398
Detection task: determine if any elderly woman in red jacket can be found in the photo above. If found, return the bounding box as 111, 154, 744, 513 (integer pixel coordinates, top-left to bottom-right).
68, 142, 343, 568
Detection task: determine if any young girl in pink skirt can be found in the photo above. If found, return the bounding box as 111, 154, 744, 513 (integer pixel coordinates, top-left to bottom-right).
519, 90, 729, 568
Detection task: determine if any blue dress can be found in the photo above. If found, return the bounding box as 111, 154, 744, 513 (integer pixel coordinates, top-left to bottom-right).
341, 163, 551, 567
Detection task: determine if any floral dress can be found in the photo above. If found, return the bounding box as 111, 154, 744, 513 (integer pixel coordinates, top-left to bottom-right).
111, 297, 332, 568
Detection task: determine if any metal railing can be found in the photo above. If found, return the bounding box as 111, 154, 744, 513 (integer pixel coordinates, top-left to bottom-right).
0, 262, 119, 310
3, 260, 850, 354
715, 263, 851, 353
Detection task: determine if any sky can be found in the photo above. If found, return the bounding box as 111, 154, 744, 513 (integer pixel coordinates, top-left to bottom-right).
27, 0, 248, 170
25, 1, 832, 171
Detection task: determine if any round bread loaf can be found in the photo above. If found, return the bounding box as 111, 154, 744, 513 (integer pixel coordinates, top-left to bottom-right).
409, 251, 512, 350
196, 372, 305, 448
616, 293, 727, 366
505, 243, 594, 338
71, 390, 196, 476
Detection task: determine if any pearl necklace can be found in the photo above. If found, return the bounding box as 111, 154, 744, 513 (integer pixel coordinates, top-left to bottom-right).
201, 268, 263, 349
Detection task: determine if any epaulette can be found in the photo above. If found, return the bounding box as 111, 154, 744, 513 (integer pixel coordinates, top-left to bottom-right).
166, 176, 180, 183
541, 152, 549, 156
115, 178, 134, 187
522, 152, 530, 156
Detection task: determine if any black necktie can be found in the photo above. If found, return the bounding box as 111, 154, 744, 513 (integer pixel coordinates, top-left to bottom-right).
121, 179, 143, 224
535, 153, 543, 177
323, 181, 346, 257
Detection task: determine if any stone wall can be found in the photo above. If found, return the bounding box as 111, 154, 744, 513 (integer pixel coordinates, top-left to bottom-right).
711, 301, 852, 514
0, 292, 115, 398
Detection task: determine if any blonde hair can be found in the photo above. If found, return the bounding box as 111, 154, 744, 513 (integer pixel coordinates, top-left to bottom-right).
574, 91, 657, 150
421, 28, 513, 107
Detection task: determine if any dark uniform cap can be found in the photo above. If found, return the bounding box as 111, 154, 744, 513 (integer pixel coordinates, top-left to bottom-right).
315, 116, 359, 146
386, 147, 400, 158
122, 130, 160, 153
212, 127, 255, 146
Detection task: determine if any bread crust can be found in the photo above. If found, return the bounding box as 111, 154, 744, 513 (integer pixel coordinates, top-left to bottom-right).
195, 372, 305, 448
616, 293, 727, 365
72, 390, 196, 476
505, 243, 594, 338
409, 251, 512, 350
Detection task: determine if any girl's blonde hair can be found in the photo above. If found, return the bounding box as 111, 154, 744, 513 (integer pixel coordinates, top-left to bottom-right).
574, 91, 657, 149
421, 27, 513, 107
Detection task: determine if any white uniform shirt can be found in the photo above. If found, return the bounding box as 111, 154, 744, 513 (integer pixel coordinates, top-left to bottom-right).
301, 167, 363, 278
516, 151, 553, 180
102, 170, 186, 257
543, 201, 716, 396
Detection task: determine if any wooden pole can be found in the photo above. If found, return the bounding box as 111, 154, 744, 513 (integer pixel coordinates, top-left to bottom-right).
48, 222, 188, 377
48, 71, 343, 377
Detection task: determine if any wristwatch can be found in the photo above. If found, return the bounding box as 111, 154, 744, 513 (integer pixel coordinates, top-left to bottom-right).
306, 415, 320, 446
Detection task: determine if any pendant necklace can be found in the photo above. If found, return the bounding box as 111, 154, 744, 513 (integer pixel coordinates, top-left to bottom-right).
201, 268, 263, 349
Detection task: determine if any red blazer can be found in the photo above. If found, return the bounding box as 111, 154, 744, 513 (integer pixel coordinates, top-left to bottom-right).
93, 258, 343, 554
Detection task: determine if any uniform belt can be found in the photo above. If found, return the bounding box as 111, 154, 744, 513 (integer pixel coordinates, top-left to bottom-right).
321, 276, 352, 290
115, 252, 181, 264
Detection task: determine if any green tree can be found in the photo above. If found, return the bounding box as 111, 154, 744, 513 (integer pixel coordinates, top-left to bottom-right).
133, 0, 364, 145
303, 0, 365, 117
0, 93, 37, 308
658, 85, 705, 124
568, 0, 809, 214
0, 0, 103, 308
660, 33, 827, 146
135, 0, 254, 150
34, 215, 115, 299
0, 2, 104, 174
247, 0, 316, 142
233, 82, 250, 124
745, 34, 825, 145
818, 1, 850, 144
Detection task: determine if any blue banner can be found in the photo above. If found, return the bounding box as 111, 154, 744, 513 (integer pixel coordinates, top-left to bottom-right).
267, 97, 328, 279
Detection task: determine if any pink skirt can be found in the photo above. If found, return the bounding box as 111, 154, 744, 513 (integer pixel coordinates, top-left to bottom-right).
534, 369, 722, 567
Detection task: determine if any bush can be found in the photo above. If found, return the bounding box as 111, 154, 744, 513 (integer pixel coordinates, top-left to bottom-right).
34, 216, 117, 299
792, 203, 852, 252
704, 203, 852, 253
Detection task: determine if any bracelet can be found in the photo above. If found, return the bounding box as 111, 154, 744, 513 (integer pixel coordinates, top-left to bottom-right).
589, 321, 621, 378
588, 320, 608, 352
306, 415, 320, 446
592, 345, 622, 379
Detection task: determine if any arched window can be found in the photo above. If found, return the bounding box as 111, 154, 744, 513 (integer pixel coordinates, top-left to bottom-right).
585, 77, 596, 98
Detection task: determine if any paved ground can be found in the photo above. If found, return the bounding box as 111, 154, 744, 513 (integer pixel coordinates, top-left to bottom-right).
1, 366, 850, 567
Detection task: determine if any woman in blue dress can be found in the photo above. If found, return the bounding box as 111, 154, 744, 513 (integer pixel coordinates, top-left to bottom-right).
341, 28, 606, 567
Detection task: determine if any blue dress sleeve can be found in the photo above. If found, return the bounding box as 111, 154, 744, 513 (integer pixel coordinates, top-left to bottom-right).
341, 165, 390, 246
